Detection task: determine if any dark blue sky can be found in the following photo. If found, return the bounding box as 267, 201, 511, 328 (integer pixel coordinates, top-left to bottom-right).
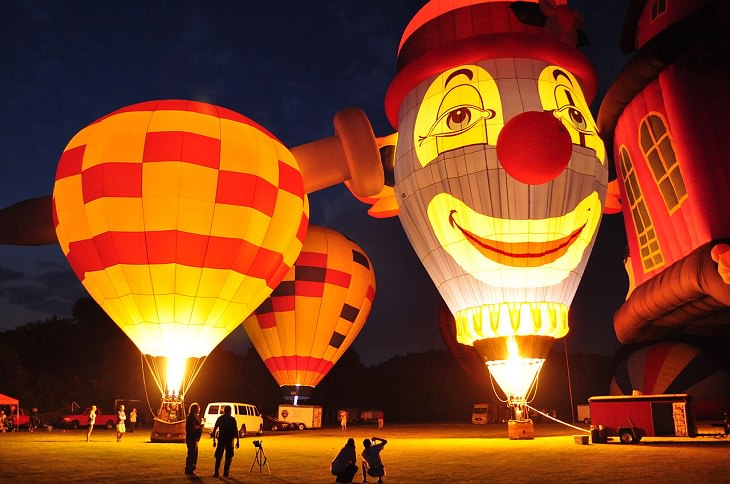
0, 0, 631, 365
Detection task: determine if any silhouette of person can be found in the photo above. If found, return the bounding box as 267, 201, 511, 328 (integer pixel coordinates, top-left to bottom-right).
30, 407, 40, 432
212, 405, 239, 477
331, 437, 358, 483
184, 402, 204, 476
361, 436, 387, 484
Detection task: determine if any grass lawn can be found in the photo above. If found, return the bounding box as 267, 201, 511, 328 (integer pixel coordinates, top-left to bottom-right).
1, 423, 728, 483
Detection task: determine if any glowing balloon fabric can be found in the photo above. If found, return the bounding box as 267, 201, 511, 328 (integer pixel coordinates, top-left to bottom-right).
53, 100, 309, 361
610, 342, 730, 420
386, 0, 606, 369
243, 225, 375, 401
437, 300, 489, 385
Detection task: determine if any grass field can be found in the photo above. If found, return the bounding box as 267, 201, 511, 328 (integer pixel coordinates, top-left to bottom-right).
1, 423, 728, 483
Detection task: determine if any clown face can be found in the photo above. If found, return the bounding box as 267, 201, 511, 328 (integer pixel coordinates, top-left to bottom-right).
394, 59, 607, 347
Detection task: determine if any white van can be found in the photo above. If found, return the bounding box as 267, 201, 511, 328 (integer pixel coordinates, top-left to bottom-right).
471, 403, 490, 424
202, 402, 263, 437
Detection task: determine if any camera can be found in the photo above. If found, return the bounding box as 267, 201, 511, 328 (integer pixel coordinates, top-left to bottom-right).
253, 440, 262, 448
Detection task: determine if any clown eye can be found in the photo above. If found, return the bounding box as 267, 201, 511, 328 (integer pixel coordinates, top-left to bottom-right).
554, 105, 590, 133
568, 108, 586, 129
447, 108, 472, 130
419, 104, 495, 145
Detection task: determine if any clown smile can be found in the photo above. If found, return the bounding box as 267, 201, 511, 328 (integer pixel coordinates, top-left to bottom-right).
449, 211, 586, 267
425, 191, 602, 285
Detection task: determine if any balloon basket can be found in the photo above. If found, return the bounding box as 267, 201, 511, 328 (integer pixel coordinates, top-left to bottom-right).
508, 419, 535, 440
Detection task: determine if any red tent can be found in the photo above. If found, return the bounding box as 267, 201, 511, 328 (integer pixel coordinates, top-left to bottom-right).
0, 393, 20, 430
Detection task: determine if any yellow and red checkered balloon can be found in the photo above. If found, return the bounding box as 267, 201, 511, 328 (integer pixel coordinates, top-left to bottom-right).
243, 225, 375, 401
53, 100, 309, 361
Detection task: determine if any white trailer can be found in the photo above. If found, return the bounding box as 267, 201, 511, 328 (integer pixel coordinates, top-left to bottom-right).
577, 404, 591, 424
278, 404, 323, 429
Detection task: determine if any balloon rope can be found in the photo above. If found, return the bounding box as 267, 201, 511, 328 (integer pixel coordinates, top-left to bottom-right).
180, 356, 207, 399
488, 371, 508, 403
140, 352, 157, 417
525, 404, 589, 433
564, 338, 576, 423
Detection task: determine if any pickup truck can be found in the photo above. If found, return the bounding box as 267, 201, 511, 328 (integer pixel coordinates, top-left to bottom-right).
56, 407, 118, 430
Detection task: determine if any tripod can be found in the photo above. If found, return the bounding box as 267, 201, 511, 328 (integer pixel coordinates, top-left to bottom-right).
250, 441, 271, 475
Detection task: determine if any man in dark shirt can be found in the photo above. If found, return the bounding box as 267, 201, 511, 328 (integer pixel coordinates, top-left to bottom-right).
361, 436, 387, 484
212, 405, 240, 477
184, 402, 204, 476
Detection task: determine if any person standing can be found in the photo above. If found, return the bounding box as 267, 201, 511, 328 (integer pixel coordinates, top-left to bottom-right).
30, 407, 40, 432
86, 405, 97, 442
331, 437, 358, 483
184, 402, 204, 476
212, 405, 239, 478
128, 407, 137, 432
340, 410, 348, 431
361, 436, 387, 484
116, 404, 126, 442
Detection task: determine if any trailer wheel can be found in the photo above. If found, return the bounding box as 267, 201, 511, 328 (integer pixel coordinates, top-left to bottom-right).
619, 430, 636, 444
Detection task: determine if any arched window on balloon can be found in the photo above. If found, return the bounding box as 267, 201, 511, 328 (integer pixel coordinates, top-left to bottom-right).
639, 113, 687, 214
650, 0, 667, 22
619, 145, 664, 272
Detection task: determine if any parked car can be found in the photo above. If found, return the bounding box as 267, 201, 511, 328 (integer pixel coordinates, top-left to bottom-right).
56, 407, 117, 429
202, 402, 263, 437
263, 415, 295, 431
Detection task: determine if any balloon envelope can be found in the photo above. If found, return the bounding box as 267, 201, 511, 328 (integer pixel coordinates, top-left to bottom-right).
53, 100, 309, 392
437, 300, 489, 385
243, 225, 376, 401
387, 1, 606, 369
610, 342, 730, 420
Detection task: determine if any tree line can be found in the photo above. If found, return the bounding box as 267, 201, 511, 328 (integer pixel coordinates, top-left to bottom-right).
1, 297, 618, 425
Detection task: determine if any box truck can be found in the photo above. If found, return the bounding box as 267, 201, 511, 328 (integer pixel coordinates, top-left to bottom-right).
588, 393, 696, 443
278, 404, 322, 430
471, 403, 490, 424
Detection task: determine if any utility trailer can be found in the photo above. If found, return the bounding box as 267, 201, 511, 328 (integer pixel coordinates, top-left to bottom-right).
588, 394, 696, 444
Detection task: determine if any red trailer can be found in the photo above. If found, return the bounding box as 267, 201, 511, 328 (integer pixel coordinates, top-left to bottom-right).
588, 394, 697, 444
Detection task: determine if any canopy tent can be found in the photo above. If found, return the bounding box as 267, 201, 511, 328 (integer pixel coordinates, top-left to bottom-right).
0, 393, 20, 430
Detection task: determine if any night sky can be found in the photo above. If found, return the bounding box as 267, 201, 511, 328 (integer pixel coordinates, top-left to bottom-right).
0, 0, 632, 365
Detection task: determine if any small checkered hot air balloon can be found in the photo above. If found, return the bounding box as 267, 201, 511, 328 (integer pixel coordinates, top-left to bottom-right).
243, 225, 376, 403
52, 100, 309, 399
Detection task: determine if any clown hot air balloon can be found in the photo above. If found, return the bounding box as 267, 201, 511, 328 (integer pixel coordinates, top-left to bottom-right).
385, 0, 607, 426
243, 225, 376, 404
52, 100, 309, 439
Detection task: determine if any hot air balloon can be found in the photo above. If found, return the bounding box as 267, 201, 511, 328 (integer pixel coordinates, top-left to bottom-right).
597, 0, 730, 345
385, 0, 607, 424
52, 100, 309, 440
437, 300, 489, 386
243, 224, 376, 404
610, 342, 730, 420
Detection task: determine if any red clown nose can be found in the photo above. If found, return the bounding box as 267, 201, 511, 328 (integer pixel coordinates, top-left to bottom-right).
496, 110, 573, 185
